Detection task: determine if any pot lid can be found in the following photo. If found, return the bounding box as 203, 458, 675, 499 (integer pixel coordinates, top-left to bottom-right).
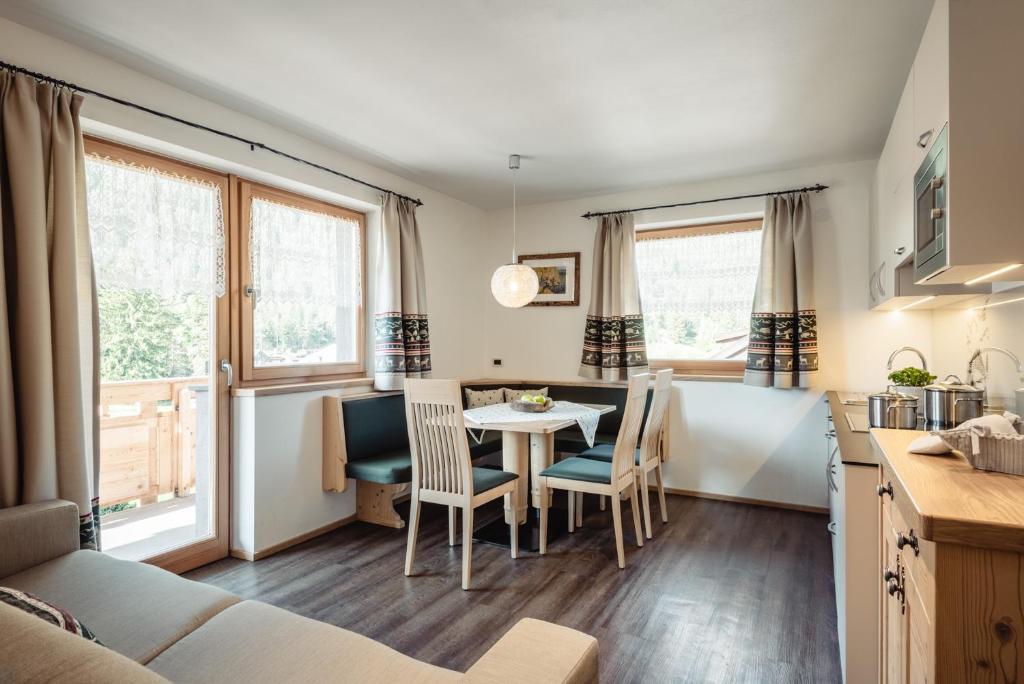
870, 386, 918, 403
924, 374, 980, 392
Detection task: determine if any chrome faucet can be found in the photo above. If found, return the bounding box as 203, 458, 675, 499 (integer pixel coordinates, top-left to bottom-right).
886, 346, 929, 372
967, 347, 1023, 387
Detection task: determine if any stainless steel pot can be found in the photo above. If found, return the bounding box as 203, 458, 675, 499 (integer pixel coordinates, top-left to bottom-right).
923, 374, 984, 428
868, 387, 919, 429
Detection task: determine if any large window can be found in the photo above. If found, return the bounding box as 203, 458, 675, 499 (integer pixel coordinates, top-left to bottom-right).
239, 181, 365, 383
635, 218, 762, 376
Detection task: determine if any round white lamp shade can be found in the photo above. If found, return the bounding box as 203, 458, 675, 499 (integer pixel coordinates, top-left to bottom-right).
490, 263, 539, 308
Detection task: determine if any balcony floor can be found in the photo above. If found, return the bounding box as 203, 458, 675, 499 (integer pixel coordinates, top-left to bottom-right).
101, 495, 201, 561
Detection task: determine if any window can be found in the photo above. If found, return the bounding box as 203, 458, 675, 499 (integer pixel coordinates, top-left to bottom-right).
239, 181, 365, 383
635, 218, 762, 376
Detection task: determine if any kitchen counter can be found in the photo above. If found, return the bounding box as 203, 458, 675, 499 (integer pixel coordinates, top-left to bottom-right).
826, 390, 876, 466
870, 428, 1024, 554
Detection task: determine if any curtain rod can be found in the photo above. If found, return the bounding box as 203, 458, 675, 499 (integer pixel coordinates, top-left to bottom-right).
0, 59, 424, 207
580, 183, 828, 219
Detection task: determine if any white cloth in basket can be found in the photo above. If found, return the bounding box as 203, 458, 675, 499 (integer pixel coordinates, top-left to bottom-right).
910, 412, 1022, 456
464, 401, 603, 447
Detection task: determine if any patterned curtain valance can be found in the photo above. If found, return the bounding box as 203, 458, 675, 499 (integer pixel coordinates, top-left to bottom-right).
373, 193, 431, 391
744, 192, 818, 389
579, 212, 649, 381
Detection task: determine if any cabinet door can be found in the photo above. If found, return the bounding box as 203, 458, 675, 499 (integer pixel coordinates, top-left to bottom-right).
880, 516, 906, 683
912, 0, 949, 169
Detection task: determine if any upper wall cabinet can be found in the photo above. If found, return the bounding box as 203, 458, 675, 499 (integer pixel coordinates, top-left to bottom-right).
869, 0, 1024, 309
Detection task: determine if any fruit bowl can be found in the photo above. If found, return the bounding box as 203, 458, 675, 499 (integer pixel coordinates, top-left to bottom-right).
510, 397, 554, 413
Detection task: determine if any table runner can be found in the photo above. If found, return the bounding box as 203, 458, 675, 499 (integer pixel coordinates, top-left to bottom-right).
464, 401, 603, 447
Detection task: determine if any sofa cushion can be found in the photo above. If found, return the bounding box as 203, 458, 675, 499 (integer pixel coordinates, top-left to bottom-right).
464, 386, 506, 408
0, 585, 101, 644
0, 602, 169, 684
345, 449, 413, 484
341, 393, 409, 461
503, 386, 548, 402
0, 550, 239, 664
148, 600, 460, 684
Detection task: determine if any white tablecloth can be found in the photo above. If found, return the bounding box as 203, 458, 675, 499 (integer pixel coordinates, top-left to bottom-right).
464, 401, 602, 447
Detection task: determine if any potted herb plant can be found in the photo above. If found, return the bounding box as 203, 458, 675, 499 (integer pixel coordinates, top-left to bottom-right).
887, 366, 937, 415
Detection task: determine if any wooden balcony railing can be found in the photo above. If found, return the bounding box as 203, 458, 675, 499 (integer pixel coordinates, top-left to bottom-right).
98, 376, 206, 507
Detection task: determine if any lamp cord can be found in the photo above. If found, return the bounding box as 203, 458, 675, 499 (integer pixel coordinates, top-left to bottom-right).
512, 168, 517, 263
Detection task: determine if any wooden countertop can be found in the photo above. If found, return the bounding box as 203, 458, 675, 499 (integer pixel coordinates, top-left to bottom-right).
826, 391, 876, 467
870, 428, 1024, 554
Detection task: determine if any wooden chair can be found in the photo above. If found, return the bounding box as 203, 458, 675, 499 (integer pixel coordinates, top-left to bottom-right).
580, 368, 672, 538
537, 372, 650, 569
403, 379, 519, 590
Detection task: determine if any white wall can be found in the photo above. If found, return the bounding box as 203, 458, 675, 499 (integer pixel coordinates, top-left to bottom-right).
0, 17, 491, 554
483, 160, 934, 509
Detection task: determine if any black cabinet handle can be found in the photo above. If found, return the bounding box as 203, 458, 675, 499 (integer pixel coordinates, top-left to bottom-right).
887, 579, 903, 599
882, 567, 897, 582
876, 481, 893, 499
896, 529, 920, 556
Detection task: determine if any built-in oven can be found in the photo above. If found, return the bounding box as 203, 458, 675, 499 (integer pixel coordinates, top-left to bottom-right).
913, 124, 949, 282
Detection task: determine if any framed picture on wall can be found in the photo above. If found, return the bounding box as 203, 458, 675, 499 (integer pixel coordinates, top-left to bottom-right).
517, 252, 581, 306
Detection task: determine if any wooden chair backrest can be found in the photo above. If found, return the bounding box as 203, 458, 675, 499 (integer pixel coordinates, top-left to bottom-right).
611, 373, 651, 483
639, 369, 673, 466
404, 379, 474, 498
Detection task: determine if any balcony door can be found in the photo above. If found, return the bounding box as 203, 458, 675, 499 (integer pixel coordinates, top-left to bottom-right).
84, 138, 230, 573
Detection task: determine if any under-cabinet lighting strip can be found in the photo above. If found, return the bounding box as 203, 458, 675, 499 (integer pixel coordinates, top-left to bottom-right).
894, 296, 936, 312
963, 264, 1022, 285
969, 296, 1024, 312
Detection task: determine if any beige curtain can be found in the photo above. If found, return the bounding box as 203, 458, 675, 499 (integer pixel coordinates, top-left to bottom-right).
579, 212, 648, 381
373, 193, 431, 391
0, 72, 100, 548
744, 192, 818, 389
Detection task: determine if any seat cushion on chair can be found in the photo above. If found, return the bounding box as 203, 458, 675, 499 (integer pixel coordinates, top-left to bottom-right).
345, 449, 413, 484
472, 467, 518, 494
578, 444, 642, 464
540, 457, 611, 484
0, 550, 239, 664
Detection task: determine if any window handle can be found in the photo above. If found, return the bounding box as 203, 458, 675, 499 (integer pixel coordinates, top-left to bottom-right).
244, 285, 254, 298
220, 359, 234, 387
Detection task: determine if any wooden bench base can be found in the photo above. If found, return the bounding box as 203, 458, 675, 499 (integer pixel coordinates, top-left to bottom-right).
356, 482, 410, 529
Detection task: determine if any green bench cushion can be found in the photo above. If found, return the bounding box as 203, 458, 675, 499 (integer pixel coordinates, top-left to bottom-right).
468, 430, 503, 459
472, 467, 518, 494
341, 394, 409, 461
554, 431, 618, 454
540, 457, 611, 484
345, 449, 413, 484
577, 444, 642, 464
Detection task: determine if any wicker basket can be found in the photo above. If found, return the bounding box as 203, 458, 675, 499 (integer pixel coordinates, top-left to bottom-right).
510, 398, 554, 413
941, 428, 1024, 476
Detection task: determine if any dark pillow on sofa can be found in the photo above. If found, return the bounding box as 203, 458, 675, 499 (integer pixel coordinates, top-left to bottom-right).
0, 586, 102, 645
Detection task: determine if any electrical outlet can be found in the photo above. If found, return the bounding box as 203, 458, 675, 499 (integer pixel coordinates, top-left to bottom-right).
492, 358, 503, 367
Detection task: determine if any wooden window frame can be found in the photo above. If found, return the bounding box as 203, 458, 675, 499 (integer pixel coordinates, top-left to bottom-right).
636, 218, 762, 377
83, 136, 232, 572
235, 179, 367, 385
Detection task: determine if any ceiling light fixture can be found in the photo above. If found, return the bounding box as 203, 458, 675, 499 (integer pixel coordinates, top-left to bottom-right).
969, 295, 1024, 312
963, 264, 1022, 285
894, 295, 936, 312
490, 154, 539, 308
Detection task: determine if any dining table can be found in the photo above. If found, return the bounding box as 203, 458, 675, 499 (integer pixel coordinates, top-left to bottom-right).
463, 401, 616, 551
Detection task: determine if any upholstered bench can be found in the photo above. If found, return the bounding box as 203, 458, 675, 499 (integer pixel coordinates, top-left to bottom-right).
322, 392, 503, 528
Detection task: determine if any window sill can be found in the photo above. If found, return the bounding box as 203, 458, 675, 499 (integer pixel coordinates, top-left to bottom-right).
232, 376, 374, 397
668, 373, 744, 384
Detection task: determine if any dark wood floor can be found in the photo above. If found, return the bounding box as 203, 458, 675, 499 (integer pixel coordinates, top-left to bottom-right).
187, 494, 840, 683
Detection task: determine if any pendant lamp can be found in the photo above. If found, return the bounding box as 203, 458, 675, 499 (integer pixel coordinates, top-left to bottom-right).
491, 154, 539, 308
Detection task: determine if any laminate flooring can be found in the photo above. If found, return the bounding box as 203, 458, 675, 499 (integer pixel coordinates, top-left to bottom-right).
187, 494, 841, 683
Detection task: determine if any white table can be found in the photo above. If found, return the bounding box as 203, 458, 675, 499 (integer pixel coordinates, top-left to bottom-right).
464, 403, 615, 544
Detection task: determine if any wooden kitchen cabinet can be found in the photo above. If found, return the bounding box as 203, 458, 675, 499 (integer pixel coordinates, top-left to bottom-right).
872, 430, 1024, 682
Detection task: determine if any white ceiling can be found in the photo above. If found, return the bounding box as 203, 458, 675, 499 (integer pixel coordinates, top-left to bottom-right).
0, 0, 932, 208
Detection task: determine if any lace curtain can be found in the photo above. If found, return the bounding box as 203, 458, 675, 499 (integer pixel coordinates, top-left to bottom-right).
85, 155, 226, 298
